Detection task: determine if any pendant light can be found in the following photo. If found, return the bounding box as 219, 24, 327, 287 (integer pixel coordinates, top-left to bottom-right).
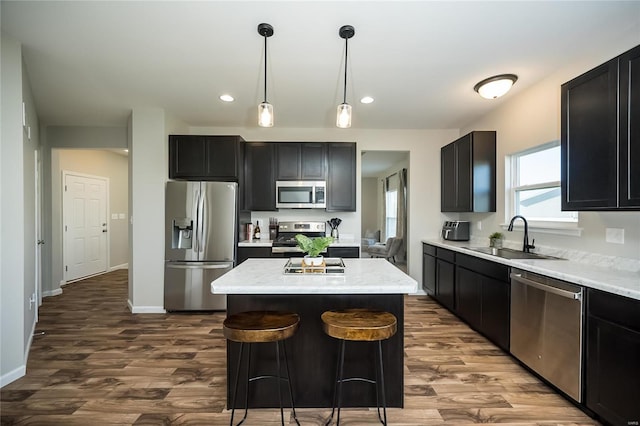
337, 25, 355, 128
474, 74, 518, 99
257, 23, 274, 127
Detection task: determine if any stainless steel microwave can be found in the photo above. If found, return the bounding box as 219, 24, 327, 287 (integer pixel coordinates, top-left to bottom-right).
276, 181, 326, 209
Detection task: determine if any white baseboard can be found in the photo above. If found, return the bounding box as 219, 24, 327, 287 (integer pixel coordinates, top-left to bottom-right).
42, 288, 63, 297
128, 299, 165, 314
0, 364, 26, 388
109, 263, 128, 271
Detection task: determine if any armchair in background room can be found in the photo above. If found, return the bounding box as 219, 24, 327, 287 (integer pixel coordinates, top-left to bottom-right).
360, 229, 380, 250
366, 237, 403, 263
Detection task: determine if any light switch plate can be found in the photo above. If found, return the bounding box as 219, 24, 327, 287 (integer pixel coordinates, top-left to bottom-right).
477, 221, 482, 231
118, 213, 126, 219
111, 213, 118, 220
605, 228, 624, 244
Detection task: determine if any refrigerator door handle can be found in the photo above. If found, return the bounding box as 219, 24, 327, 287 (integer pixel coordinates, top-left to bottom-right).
192, 187, 200, 252
196, 188, 205, 254
199, 189, 206, 254
166, 263, 232, 270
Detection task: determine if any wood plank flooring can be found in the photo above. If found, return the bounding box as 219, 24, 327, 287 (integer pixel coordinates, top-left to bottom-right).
1, 270, 599, 425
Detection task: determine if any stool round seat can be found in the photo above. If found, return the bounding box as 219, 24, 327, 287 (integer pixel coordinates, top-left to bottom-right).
223, 311, 299, 343
321, 309, 397, 341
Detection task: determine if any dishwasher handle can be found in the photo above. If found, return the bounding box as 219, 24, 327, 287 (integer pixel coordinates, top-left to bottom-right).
510, 273, 582, 300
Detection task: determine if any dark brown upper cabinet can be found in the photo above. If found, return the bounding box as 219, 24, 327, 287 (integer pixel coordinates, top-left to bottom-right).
441, 131, 496, 212
326, 142, 356, 212
275, 142, 326, 180
244, 142, 276, 211
169, 135, 244, 181
561, 44, 640, 210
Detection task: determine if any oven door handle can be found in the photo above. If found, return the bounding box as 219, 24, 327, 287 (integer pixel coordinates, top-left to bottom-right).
271, 247, 304, 254
510, 273, 582, 300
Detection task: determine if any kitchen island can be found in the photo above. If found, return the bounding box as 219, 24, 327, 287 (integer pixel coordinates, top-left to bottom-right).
211, 258, 417, 409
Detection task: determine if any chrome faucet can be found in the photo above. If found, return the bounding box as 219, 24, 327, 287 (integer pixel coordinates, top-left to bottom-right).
508, 215, 536, 253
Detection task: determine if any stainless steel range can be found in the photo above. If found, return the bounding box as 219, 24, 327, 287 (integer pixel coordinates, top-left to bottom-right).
271, 221, 326, 255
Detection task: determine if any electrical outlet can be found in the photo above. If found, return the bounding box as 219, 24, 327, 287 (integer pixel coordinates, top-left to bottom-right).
477, 221, 482, 231
605, 228, 625, 244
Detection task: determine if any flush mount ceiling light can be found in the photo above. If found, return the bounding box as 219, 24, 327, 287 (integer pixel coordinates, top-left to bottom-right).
474, 74, 518, 99
257, 23, 274, 127
337, 25, 355, 129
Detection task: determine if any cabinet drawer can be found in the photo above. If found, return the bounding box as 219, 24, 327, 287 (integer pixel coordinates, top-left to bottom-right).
436, 247, 455, 263
423, 243, 436, 256
456, 253, 509, 282
588, 289, 640, 332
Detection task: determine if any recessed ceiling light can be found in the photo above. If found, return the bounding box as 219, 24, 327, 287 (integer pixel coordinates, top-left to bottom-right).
360, 96, 374, 104
220, 94, 235, 102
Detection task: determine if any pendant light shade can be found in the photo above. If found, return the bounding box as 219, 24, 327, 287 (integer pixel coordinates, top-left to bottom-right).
474, 74, 518, 99
337, 25, 355, 129
257, 23, 274, 127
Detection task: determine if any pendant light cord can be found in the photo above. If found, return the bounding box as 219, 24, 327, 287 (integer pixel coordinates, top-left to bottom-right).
264, 34, 268, 103
343, 37, 348, 104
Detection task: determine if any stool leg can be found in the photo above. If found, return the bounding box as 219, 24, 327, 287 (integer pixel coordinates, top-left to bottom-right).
239, 344, 252, 425
376, 340, 388, 425
281, 341, 300, 426
275, 340, 285, 426
325, 339, 343, 426
336, 340, 346, 425
229, 342, 244, 426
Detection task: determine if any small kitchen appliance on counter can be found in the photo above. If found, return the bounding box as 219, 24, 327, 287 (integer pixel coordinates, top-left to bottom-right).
441, 220, 470, 241
271, 221, 326, 256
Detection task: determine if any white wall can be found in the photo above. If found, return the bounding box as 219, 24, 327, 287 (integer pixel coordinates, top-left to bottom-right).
128, 108, 167, 312
1, 34, 38, 387
459, 40, 640, 262
361, 177, 379, 238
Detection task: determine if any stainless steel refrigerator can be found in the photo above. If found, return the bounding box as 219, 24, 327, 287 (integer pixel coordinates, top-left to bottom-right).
164, 181, 237, 311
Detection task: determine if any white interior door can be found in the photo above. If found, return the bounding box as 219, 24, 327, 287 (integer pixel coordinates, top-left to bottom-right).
63, 172, 108, 281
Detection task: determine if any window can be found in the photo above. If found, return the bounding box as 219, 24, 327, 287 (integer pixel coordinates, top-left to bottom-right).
509, 142, 578, 224
385, 174, 399, 239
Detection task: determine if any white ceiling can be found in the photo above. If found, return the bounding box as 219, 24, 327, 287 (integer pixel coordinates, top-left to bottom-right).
2, 1, 639, 130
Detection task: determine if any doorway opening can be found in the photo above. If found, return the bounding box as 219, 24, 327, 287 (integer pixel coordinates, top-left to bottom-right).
361, 151, 409, 273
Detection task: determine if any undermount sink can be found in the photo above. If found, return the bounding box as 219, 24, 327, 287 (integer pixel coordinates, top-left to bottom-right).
464, 247, 565, 260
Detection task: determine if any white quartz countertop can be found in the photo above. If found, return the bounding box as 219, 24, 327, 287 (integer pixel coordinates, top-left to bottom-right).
211, 258, 417, 295
423, 239, 640, 301
238, 239, 360, 248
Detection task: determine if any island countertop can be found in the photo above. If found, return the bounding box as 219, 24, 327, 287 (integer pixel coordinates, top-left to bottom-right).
211, 258, 418, 295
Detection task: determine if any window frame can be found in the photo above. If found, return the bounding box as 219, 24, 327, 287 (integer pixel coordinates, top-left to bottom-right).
505, 141, 582, 236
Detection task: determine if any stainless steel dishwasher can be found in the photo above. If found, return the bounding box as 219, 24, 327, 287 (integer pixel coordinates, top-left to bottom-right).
510, 268, 584, 402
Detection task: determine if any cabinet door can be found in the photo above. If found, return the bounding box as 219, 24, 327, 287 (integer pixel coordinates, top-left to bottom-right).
480, 276, 510, 351
237, 246, 272, 264
455, 266, 481, 327
436, 259, 455, 311
619, 45, 640, 208
455, 134, 473, 212
301, 143, 326, 180
326, 142, 356, 212
561, 60, 618, 210
327, 246, 359, 258
587, 316, 640, 425
276, 143, 301, 180
422, 245, 436, 295
441, 142, 457, 212
169, 135, 207, 178
244, 142, 276, 211
205, 136, 239, 180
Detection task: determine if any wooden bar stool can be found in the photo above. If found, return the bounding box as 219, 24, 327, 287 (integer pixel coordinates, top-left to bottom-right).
321, 308, 397, 425
223, 310, 301, 426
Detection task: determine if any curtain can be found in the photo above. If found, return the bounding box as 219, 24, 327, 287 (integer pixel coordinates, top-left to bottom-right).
381, 178, 387, 240
396, 168, 407, 263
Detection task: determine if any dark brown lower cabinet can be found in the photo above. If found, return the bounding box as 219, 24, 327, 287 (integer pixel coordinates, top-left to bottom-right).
236, 246, 271, 264
326, 246, 359, 258
586, 289, 640, 426
436, 258, 455, 311
422, 244, 436, 295
455, 254, 510, 351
